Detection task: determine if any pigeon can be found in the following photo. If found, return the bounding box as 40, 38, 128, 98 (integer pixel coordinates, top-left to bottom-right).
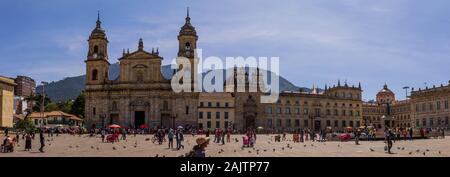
397, 147, 400, 150
248, 151, 252, 153
369, 148, 375, 152
155, 154, 159, 157
234, 150, 237, 153
304, 144, 307, 147
311, 144, 314, 147
218, 151, 221, 154
123, 146, 126, 149
423, 152, 426, 156
96, 147, 99, 150
273, 148, 276, 152
439, 151, 441, 154
76, 145, 79, 148
145, 138, 150, 141
112, 147, 116, 150
134, 145, 137, 148
338, 144, 340, 147
48, 143, 51, 146
401, 147, 405, 151
91, 146, 94, 149
162, 155, 165, 157
69, 146, 73, 148
282, 147, 285, 150
426, 149, 430, 152
241, 147, 244, 150
263, 149, 267, 152
408, 152, 412, 155
416, 149, 420, 153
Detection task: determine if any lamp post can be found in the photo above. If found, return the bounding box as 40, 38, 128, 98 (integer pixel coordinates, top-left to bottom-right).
403, 86, 410, 99
40, 81, 48, 128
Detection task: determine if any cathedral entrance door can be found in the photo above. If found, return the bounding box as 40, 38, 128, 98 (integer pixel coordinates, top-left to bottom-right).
245, 116, 256, 130
134, 111, 145, 128
110, 114, 119, 125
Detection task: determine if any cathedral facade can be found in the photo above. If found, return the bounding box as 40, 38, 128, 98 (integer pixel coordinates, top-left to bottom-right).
84, 12, 199, 129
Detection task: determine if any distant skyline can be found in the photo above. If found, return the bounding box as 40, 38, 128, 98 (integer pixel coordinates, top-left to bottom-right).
1, 0, 450, 101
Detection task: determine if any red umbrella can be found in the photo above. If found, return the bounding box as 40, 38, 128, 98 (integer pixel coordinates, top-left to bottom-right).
140, 124, 149, 129
108, 124, 121, 129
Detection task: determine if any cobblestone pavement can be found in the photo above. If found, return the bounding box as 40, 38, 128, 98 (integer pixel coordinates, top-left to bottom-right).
1, 134, 448, 157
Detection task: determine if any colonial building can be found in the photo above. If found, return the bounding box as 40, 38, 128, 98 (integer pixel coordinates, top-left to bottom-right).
0, 76, 16, 128
260, 81, 363, 131
198, 93, 235, 130
28, 111, 83, 128
410, 82, 450, 128
84, 11, 199, 129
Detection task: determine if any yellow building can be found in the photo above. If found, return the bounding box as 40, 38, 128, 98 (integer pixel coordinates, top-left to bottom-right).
198, 93, 235, 130
0, 76, 16, 128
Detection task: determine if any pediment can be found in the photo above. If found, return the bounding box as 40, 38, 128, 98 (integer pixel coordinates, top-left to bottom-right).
120, 50, 162, 60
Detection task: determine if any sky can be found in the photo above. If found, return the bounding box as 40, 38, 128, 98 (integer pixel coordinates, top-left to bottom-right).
1, 0, 450, 101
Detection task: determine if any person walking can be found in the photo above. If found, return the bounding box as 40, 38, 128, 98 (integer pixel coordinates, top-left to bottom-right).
25, 133, 32, 151
221, 129, 225, 145
299, 129, 304, 143
15, 132, 20, 144
386, 130, 393, 154
226, 129, 231, 143
206, 129, 210, 137
4, 128, 8, 136
176, 129, 184, 150
168, 128, 174, 149
39, 131, 45, 152
101, 129, 106, 142
121, 128, 127, 141
355, 129, 360, 145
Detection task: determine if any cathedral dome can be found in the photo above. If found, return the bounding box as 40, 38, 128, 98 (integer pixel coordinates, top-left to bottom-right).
376, 83, 395, 104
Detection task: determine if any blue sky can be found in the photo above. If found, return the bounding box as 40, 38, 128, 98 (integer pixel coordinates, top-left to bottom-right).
1, 0, 450, 101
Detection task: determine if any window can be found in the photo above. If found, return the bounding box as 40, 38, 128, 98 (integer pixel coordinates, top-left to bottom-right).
93, 107, 96, 115
314, 108, 320, 117
416, 119, 420, 127
334, 120, 339, 127
303, 108, 309, 115
216, 112, 220, 119
438, 118, 441, 125
326, 120, 331, 126
326, 109, 330, 115
349, 110, 353, 116
266, 107, 273, 114
198, 112, 203, 119
34, 119, 38, 125
276, 107, 282, 114
207, 121, 211, 128
445, 100, 449, 109
349, 121, 354, 127
304, 120, 308, 128
224, 121, 229, 129
356, 121, 361, 127
94, 45, 99, 54
185, 106, 189, 114
112, 101, 118, 111
207, 112, 211, 119
216, 102, 220, 107
422, 119, 426, 126
429, 103, 433, 111
277, 119, 282, 127
198, 123, 203, 129
216, 121, 220, 128
356, 111, 360, 116
285, 108, 291, 114
295, 120, 300, 127
92, 69, 98, 81
267, 119, 273, 128
225, 102, 229, 107
446, 117, 449, 125
200, 102, 204, 107
208, 102, 212, 107
286, 119, 291, 127
295, 108, 300, 114
437, 101, 441, 110
286, 100, 291, 104
334, 109, 338, 116
415, 104, 420, 112
224, 112, 229, 119
342, 120, 346, 127
342, 110, 346, 116
163, 101, 169, 110
422, 103, 426, 112
136, 70, 144, 82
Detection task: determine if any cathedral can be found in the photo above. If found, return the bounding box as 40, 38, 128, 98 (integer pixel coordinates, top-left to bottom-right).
84, 10, 199, 129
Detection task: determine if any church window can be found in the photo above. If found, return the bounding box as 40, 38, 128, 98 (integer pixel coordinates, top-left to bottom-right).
185, 106, 189, 114
93, 107, 96, 115
94, 45, 99, 54
92, 69, 98, 81
136, 70, 144, 82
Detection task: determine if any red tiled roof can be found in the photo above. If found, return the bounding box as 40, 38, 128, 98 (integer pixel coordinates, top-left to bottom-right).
28, 111, 83, 121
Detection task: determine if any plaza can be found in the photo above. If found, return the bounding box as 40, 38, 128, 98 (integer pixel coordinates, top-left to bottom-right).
1, 134, 448, 157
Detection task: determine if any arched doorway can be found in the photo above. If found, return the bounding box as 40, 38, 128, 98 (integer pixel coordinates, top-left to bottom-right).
243, 95, 257, 130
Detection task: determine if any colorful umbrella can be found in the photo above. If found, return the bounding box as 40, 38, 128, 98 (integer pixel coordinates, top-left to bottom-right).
108, 124, 121, 129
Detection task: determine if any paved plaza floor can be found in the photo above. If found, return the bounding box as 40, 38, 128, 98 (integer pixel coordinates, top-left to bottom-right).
1, 134, 449, 157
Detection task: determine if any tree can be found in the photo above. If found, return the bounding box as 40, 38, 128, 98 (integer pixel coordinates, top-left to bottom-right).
57, 101, 73, 113
70, 91, 85, 118
31, 94, 52, 112
15, 119, 36, 132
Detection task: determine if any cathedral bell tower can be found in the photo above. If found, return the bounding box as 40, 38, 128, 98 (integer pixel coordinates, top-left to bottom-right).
177, 7, 198, 88
85, 12, 110, 85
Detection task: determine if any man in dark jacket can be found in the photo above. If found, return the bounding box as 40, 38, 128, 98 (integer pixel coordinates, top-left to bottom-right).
39, 131, 45, 153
